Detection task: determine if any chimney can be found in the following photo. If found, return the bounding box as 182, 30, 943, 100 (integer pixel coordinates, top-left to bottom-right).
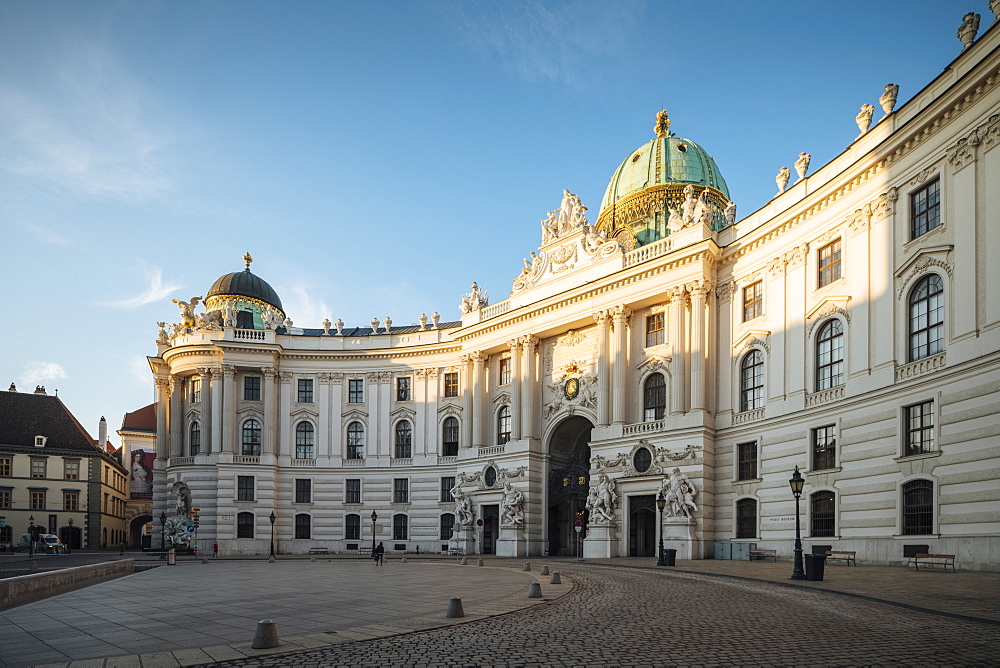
99, 416, 108, 449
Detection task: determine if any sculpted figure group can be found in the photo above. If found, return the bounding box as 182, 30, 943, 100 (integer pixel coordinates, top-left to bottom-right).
460, 281, 489, 314
500, 483, 524, 526
540, 189, 588, 243
660, 468, 699, 519
451, 483, 475, 526
585, 473, 617, 524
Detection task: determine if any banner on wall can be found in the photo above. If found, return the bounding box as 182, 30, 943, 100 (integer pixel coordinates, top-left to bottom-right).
128, 446, 155, 499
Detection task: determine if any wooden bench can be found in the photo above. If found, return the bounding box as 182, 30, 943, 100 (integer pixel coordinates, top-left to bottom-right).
909, 553, 956, 572
308, 546, 330, 555
748, 548, 777, 562
448, 547, 464, 557
825, 550, 857, 566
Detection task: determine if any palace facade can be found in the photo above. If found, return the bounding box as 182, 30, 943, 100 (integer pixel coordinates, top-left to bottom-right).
148, 15, 1000, 569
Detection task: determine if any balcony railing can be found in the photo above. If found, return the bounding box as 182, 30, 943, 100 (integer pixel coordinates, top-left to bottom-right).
732, 408, 765, 425
290, 458, 316, 466
478, 445, 505, 457
480, 300, 511, 320
437, 456, 458, 465
805, 386, 845, 407
624, 237, 672, 268
233, 455, 260, 464
170, 457, 195, 466
895, 352, 946, 382
344, 458, 366, 466
623, 420, 665, 436
390, 458, 413, 467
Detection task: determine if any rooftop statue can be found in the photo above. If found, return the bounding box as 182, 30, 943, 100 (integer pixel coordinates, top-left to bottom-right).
418, 313, 428, 331
431, 311, 440, 328
958, 12, 980, 49
156, 322, 169, 345
681, 184, 699, 224
654, 108, 671, 139
794, 153, 811, 182
856, 104, 875, 135
335, 318, 344, 335
667, 206, 684, 232
725, 200, 737, 226
172, 297, 203, 328
460, 282, 488, 314
558, 189, 588, 234
775, 167, 791, 196
879, 83, 899, 115
322, 318, 331, 335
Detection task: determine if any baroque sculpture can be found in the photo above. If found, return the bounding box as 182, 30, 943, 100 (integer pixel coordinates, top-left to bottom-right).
431, 311, 440, 328
418, 313, 428, 331
794, 153, 811, 181
958, 12, 980, 49
370, 317, 379, 333
451, 483, 474, 526
171, 297, 203, 329
724, 200, 737, 226
856, 104, 875, 135
775, 167, 791, 195
383, 316, 392, 332
164, 484, 194, 550
156, 322, 169, 345
222, 304, 237, 327
322, 318, 331, 335
500, 483, 524, 526
660, 468, 699, 519
879, 83, 899, 115
460, 282, 488, 314
540, 189, 589, 242
585, 473, 617, 524
335, 318, 344, 335
263, 307, 283, 330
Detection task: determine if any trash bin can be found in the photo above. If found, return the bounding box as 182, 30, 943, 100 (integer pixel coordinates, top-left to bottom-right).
665, 549, 677, 566
804, 553, 826, 581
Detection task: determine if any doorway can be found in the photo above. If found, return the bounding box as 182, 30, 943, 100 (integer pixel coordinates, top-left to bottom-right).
60, 525, 82, 549
481, 504, 498, 554
547, 416, 593, 556
130, 515, 152, 549
629, 495, 656, 557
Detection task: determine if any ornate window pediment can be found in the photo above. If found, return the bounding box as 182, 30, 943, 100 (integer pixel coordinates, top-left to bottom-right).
289, 406, 319, 421
390, 406, 417, 421
732, 330, 771, 355
235, 407, 264, 422
636, 355, 670, 375
341, 409, 368, 426
895, 246, 953, 300
806, 297, 852, 338
492, 391, 512, 407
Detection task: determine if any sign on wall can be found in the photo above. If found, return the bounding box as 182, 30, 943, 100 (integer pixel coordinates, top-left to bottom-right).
128, 446, 155, 499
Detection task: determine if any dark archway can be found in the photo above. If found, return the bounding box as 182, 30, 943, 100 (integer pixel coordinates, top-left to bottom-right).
130, 515, 153, 549
547, 416, 593, 556
59, 526, 82, 549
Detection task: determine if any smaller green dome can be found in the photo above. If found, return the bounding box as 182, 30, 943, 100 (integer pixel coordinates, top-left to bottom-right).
207, 269, 283, 312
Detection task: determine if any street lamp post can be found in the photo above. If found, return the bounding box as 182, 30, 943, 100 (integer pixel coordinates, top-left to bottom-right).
28, 515, 35, 557
656, 492, 667, 566
370, 510, 378, 558
67, 518, 73, 553
269, 511, 276, 562
789, 466, 806, 580
159, 511, 167, 560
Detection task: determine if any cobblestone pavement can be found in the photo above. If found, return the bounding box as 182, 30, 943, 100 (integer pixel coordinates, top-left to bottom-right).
206, 564, 997, 667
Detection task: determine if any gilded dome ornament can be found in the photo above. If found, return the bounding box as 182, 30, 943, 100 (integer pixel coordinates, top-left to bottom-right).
243, 251, 253, 271
654, 109, 671, 139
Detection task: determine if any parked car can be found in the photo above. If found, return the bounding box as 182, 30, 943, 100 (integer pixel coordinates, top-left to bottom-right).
17, 533, 68, 554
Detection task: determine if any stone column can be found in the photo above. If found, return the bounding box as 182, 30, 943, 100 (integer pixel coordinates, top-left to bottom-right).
460, 355, 473, 449
221, 365, 236, 453
689, 281, 711, 412
471, 351, 485, 448
508, 340, 522, 441
330, 374, 344, 459
378, 372, 392, 456
610, 306, 632, 425
714, 283, 736, 415
366, 372, 380, 456
317, 373, 331, 458
521, 336, 539, 439
197, 367, 212, 455
155, 377, 170, 460
210, 366, 223, 454
169, 375, 183, 458
668, 287, 687, 415
278, 372, 293, 457
263, 367, 277, 456
592, 311, 611, 426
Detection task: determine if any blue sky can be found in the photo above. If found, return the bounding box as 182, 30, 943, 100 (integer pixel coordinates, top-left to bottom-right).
0, 0, 992, 442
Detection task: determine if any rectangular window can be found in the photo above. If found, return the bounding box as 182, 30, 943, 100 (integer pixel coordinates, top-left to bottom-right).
64, 491, 79, 511
904, 401, 935, 457
31, 458, 46, 479
817, 239, 842, 288
297, 378, 314, 403
911, 178, 941, 239
345, 514, 361, 540
0, 489, 10, 508
736, 442, 758, 481
743, 281, 763, 322
191, 378, 201, 403
294, 514, 311, 540
444, 372, 459, 398
812, 425, 837, 471
499, 358, 511, 386
237, 476, 254, 501
243, 376, 261, 401
348, 379, 364, 403
645, 313, 665, 347
440, 476, 456, 503
396, 376, 411, 401
64, 460, 80, 480
0, 456, 10, 477
393, 478, 409, 504
295, 479, 311, 504
345, 479, 361, 504
30, 490, 46, 510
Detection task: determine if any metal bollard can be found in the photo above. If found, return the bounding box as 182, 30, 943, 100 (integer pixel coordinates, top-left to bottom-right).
446, 596, 465, 618
540, 565, 549, 576
460, 557, 467, 565
550, 571, 561, 585
477, 558, 484, 567
528, 582, 542, 598
252, 619, 280, 649
522, 561, 531, 571
401, 556, 407, 563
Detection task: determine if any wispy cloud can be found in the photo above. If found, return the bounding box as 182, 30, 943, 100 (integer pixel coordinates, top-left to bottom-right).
20, 362, 69, 388
99, 268, 183, 309
26, 224, 72, 247
281, 284, 332, 329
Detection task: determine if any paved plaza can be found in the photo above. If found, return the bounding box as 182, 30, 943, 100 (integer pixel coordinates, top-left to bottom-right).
1, 557, 997, 667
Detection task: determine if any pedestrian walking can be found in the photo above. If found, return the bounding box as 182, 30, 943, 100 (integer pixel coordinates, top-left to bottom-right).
213, 542, 219, 558
375, 541, 385, 566
119, 539, 126, 555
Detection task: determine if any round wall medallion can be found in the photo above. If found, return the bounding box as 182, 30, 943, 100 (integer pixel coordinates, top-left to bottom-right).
564, 377, 580, 400
633, 448, 652, 473
484, 466, 497, 487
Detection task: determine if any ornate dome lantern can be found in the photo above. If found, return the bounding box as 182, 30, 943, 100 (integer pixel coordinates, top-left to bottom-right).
596, 110, 732, 248
204, 253, 284, 330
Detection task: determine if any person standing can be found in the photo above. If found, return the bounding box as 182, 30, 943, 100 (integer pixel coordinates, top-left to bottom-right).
375, 541, 385, 566
213, 542, 219, 558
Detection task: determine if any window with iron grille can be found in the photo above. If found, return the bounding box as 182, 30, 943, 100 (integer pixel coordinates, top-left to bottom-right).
297, 378, 313, 403
442, 417, 459, 456
237, 512, 254, 538
242, 420, 262, 456
0, 456, 10, 477
244, 376, 261, 401
812, 425, 837, 471
736, 498, 757, 539
393, 478, 409, 504
237, 476, 254, 501
31, 458, 46, 479
295, 479, 311, 504
348, 378, 364, 403
645, 313, 665, 347
0, 489, 10, 508
393, 514, 408, 540
294, 513, 311, 539
815, 319, 844, 390
394, 421, 412, 459
346, 422, 365, 459
903, 401, 935, 457
817, 239, 842, 288
189, 422, 201, 456
743, 281, 763, 322
810, 491, 836, 537
499, 357, 511, 385
30, 490, 46, 510
736, 442, 757, 481
643, 373, 666, 421
345, 479, 361, 504
444, 372, 459, 397
902, 480, 934, 535
911, 178, 941, 239
497, 405, 511, 444
295, 422, 314, 459
908, 274, 944, 361
740, 351, 764, 412
440, 513, 455, 540
345, 514, 361, 539
396, 377, 411, 401
64, 460, 79, 480
440, 476, 456, 502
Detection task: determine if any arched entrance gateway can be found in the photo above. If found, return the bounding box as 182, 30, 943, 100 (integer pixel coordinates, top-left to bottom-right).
546, 416, 593, 556
129, 515, 153, 549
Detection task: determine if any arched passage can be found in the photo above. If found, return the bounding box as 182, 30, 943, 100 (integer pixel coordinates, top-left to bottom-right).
130, 515, 153, 549
546, 416, 593, 556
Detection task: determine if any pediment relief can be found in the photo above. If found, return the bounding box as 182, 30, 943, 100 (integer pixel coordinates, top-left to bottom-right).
341, 409, 368, 425
808, 227, 842, 251
438, 403, 463, 416
806, 298, 852, 338
289, 406, 319, 420
235, 407, 264, 422
389, 406, 417, 421
894, 245, 953, 279
492, 391, 512, 407
636, 355, 671, 376
184, 408, 201, 422
732, 330, 771, 354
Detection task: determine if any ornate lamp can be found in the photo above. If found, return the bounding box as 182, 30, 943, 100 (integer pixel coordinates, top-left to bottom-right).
370, 510, 378, 557
28, 515, 35, 557
67, 517, 73, 553
789, 466, 806, 580
269, 511, 276, 561
656, 492, 667, 566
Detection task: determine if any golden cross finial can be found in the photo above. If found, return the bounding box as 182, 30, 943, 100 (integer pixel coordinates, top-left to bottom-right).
243, 251, 253, 270
654, 109, 670, 138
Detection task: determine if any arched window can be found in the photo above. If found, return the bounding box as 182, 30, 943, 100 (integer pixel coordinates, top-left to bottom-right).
189, 422, 201, 456
902, 480, 934, 535
345, 514, 361, 540
815, 319, 844, 391
442, 417, 459, 457
294, 513, 311, 540
237, 512, 254, 538
735, 498, 757, 539
242, 419, 262, 456
393, 514, 408, 540
643, 373, 666, 421
810, 491, 836, 537
440, 513, 455, 540
394, 420, 412, 459
346, 422, 364, 460
497, 406, 511, 445
909, 275, 944, 361
295, 422, 314, 459
740, 351, 764, 412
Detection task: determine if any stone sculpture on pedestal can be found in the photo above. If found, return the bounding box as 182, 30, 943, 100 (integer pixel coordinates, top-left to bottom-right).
856, 104, 875, 135
958, 12, 980, 49
418, 313, 428, 331
879, 84, 899, 115
431, 312, 440, 328
724, 201, 737, 226
775, 167, 791, 196
500, 483, 524, 526
451, 483, 474, 526
334, 318, 344, 335
322, 318, 331, 335
586, 474, 617, 524
460, 282, 488, 314
661, 468, 699, 519
156, 322, 169, 345
794, 153, 811, 181
369, 317, 379, 333
383, 316, 392, 332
